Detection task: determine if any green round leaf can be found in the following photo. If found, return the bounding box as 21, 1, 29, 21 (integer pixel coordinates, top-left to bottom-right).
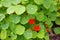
10, 32, 17, 39
26, 4, 38, 14
7, 6, 15, 14
35, 12, 44, 21
37, 30, 45, 38
54, 27, 60, 34
24, 29, 32, 39
9, 14, 21, 24
20, 15, 29, 25
43, 0, 52, 9
15, 25, 25, 35
15, 5, 25, 15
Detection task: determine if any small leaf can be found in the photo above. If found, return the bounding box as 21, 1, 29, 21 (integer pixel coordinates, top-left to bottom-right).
32, 31, 37, 38
37, 30, 45, 38
44, 33, 49, 40
26, 4, 38, 14
7, 6, 15, 14
24, 29, 32, 39
34, 0, 44, 5
0, 14, 5, 22
10, 32, 17, 39
54, 27, 60, 34
15, 25, 25, 35
15, 5, 25, 15
1, 29, 7, 39
43, 0, 52, 9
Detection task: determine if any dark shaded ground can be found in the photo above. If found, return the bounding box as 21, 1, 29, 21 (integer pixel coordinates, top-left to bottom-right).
49, 22, 60, 40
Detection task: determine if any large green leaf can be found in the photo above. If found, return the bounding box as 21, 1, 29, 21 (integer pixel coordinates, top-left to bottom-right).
15, 5, 25, 15
54, 27, 60, 34
0, 14, 5, 22
9, 14, 21, 24
1, 29, 7, 39
37, 30, 45, 38
26, 4, 38, 14
7, 6, 15, 14
34, 0, 44, 5
15, 25, 25, 35
24, 29, 32, 39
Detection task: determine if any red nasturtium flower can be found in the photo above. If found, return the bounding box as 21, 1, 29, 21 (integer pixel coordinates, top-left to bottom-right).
34, 25, 41, 31
28, 18, 35, 25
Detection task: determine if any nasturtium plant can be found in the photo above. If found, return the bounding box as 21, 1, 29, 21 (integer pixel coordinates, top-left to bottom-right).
0, 0, 59, 40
